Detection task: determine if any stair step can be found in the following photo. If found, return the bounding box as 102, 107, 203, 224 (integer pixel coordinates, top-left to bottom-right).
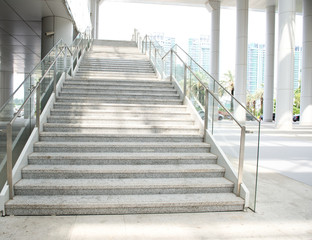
5, 193, 244, 215
43, 123, 199, 134
21, 164, 224, 179
46, 117, 194, 125
56, 96, 183, 105
33, 142, 210, 153
61, 86, 176, 94
50, 109, 191, 119
52, 102, 187, 111
39, 133, 202, 142
28, 152, 218, 165
14, 178, 234, 195
58, 91, 180, 99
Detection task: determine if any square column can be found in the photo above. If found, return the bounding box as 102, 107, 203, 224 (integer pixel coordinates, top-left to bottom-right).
275, 0, 296, 129
300, 0, 312, 125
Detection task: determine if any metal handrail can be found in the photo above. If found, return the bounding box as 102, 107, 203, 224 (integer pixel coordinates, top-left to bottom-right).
6, 48, 65, 200
0, 39, 64, 113
5, 30, 92, 200
138, 33, 249, 196
158, 42, 259, 123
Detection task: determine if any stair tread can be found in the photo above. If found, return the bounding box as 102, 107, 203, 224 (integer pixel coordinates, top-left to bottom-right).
22, 164, 224, 172
6, 193, 244, 207
15, 178, 233, 188
34, 142, 209, 147
28, 152, 217, 159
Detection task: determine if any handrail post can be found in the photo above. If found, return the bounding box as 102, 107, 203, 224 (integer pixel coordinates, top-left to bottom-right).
154, 48, 157, 71
6, 123, 13, 199
149, 41, 152, 61
237, 126, 246, 196
36, 86, 40, 132
161, 59, 164, 79
170, 50, 173, 81
183, 64, 187, 101
204, 89, 209, 140
145, 36, 147, 54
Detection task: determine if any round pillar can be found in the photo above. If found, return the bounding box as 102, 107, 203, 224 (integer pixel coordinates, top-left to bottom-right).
41, 16, 73, 58
300, 0, 312, 125
275, 0, 296, 129
263, 4, 276, 122
234, 0, 249, 121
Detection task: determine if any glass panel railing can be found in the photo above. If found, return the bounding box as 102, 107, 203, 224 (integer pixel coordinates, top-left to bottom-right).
1, 28, 92, 197
158, 46, 260, 211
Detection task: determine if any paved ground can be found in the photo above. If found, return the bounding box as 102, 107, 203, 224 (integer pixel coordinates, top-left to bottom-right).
0, 122, 311, 240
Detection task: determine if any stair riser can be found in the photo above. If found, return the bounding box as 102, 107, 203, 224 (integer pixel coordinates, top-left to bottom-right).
15, 187, 233, 196
33, 146, 210, 153
22, 171, 224, 179
39, 136, 202, 142
64, 81, 171, 87
58, 93, 180, 99
5, 204, 244, 216
61, 88, 177, 94
42, 127, 199, 134
28, 158, 217, 165
56, 98, 183, 105
52, 105, 187, 112
50, 112, 190, 119
46, 119, 194, 126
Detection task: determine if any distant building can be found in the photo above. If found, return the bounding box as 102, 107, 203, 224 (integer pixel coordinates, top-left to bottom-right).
151, 33, 176, 75
247, 43, 302, 94
188, 36, 210, 73
247, 43, 265, 94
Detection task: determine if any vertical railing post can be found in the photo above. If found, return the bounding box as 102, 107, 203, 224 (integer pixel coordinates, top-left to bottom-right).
170, 50, 173, 82
237, 126, 246, 196
6, 123, 13, 199
154, 48, 157, 72
204, 89, 209, 140
161, 59, 164, 79
36, 86, 40, 132
183, 64, 187, 101
149, 41, 152, 61
145, 36, 147, 54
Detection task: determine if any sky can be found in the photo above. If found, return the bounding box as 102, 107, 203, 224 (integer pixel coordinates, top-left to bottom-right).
99, 2, 303, 79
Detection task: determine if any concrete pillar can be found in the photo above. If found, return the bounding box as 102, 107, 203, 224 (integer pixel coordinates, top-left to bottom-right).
234, 0, 249, 121
206, 0, 221, 82
263, 4, 276, 122
300, 0, 312, 125
0, 71, 14, 107
90, 0, 99, 39
0, 71, 14, 120
275, 0, 296, 129
41, 16, 73, 58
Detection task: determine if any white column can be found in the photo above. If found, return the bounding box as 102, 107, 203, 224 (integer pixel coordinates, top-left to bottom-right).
90, 0, 99, 39
275, 0, 296, 129
206, 0, 221, 82
41, 16, 73, 58
263, 4, 276, 122
300, 0, 312, 125
234, 0, 249, 121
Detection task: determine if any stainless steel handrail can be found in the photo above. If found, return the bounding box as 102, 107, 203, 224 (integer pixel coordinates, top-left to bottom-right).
6, 48, 65, 200
138, 33, 250, 196
0, 39, 64, 113
159, 43, 259, 123
5, 31, 92, 200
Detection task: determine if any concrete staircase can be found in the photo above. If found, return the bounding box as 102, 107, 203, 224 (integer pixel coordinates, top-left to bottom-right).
5, 40, 244, 215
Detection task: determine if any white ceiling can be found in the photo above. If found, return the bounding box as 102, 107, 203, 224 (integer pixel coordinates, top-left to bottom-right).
102, 0, 302, 11
0, 0, 72, 73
